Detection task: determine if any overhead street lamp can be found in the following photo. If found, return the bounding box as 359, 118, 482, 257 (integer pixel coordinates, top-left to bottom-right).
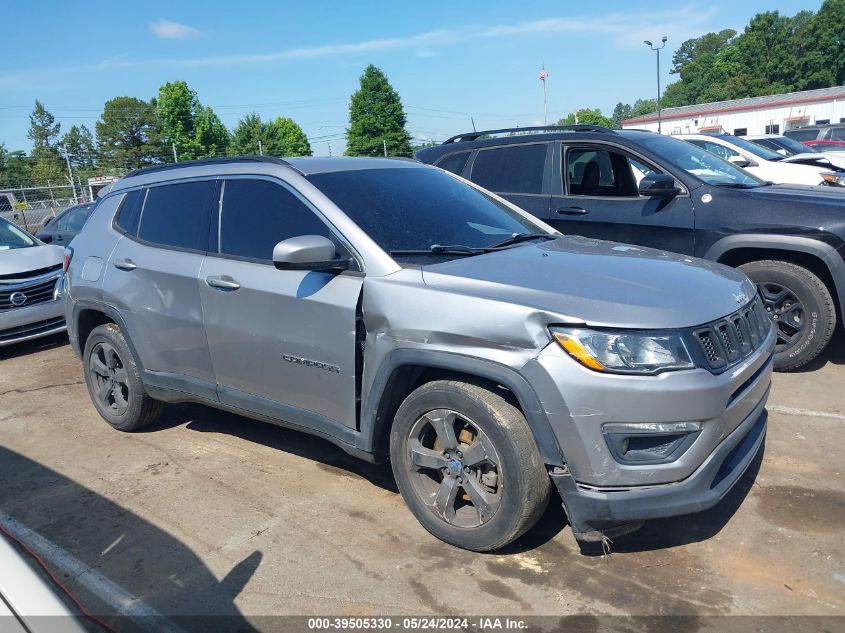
644, 36, 668, 134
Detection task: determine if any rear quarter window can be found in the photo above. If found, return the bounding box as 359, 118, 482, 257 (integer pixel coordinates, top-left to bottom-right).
114, 189, 145, 236
470, 143, 547, 194
435, 151, 472, 175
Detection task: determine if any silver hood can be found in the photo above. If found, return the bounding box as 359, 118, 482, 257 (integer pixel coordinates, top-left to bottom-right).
0, 244, 64, 277
420, 236, 757, 329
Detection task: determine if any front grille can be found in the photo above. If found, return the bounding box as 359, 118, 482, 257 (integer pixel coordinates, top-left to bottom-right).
0, 274, 60, 311
691, 296, 771, 373
0, 316, 65, 343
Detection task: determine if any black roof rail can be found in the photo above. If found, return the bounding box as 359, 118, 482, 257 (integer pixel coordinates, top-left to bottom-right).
123, 155, 295, 179
442, 124, 616, 144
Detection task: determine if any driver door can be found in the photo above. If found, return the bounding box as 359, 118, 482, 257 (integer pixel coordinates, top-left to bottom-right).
549, 143, 695, 255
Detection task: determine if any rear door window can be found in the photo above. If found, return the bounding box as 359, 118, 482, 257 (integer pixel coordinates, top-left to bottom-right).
470, 144, 547, 194
218, 179, 331, 261
138, 180, 215, 251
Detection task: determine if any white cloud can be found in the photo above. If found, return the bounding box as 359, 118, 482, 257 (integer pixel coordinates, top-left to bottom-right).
102, 6, 716, 69
150, 19, 200, 40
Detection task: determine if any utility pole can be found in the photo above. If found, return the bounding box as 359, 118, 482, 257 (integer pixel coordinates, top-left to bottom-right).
172, 143, 178, 163
383, 139, 387, 157
644, 37, 668, 134
62, 148, 77, 201
258, 140, 263, 156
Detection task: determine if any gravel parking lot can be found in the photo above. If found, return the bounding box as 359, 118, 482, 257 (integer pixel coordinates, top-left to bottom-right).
1, 334, 843, 631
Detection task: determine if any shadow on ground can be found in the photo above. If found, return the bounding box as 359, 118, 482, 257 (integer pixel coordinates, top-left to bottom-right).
0, 446, 260, 633
0, 332, 69, 361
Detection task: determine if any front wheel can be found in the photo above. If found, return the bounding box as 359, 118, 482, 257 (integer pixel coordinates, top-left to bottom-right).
390, 380, 551, 551
738, 260, 836, 371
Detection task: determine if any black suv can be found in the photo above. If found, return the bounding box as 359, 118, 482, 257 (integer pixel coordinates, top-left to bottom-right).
417, 125, 845, 370
784, 123, 845, 143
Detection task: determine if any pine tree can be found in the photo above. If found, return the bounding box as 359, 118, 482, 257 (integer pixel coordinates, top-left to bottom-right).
27, 100, 61, 160
346, 65, 412, 157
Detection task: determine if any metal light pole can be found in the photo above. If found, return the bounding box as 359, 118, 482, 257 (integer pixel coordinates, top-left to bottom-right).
644, 36, 668, 134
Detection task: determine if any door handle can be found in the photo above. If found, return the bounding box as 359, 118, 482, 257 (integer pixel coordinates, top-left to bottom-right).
113, 258, 137, 271
205, 275, 241, 291
557, 206, 589, 216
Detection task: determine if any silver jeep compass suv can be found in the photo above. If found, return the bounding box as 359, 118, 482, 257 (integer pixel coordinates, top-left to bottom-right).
65, 156, 773, 551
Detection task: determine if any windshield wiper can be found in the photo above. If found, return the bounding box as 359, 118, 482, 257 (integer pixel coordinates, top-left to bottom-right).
488, 232, 558, 249
714, 182, 761, 189
388, 244, 485, 257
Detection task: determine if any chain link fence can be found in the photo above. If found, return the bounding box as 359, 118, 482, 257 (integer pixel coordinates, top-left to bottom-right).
1, 181, 94, 233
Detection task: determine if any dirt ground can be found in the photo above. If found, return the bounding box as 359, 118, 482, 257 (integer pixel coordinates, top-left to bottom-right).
0, 332, 843, 632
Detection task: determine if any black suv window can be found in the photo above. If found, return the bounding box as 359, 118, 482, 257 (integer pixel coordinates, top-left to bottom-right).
138, 180, 214, 251
57, 205, 90, 231
566, 147, 639, 196
470, 144, 546, 194
219, 179, 330, 261
435, 151, 471, 175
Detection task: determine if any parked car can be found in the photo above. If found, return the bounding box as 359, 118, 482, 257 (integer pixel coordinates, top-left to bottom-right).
36, 203, 94, 245
65, 156, 772, 550
0, 216, 66, 347
417, 125, 845, 369
745, 134, 845, 171
784, 123, 845, 143
804, 140, 845, 152
677, 133, 844, 187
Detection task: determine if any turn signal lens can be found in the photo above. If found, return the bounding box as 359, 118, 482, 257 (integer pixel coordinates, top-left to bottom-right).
552, 332, 606, 371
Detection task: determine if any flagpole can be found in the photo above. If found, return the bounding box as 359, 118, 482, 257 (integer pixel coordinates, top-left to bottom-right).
543, 80, 547, 126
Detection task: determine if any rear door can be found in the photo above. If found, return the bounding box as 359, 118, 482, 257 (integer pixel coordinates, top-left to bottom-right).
199, 177, 363, 430
549, 142, 695, 254
466, 143, 552, 219
102, 181, 218, 397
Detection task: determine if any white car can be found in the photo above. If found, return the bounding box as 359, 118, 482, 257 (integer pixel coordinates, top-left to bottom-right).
676, 133, 845, 188
745, 134, 845, 171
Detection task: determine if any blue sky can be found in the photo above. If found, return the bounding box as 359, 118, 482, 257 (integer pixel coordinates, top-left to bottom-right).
0, 0, 825, 155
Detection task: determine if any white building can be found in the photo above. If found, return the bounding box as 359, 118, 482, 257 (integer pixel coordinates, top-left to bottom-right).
621, 86, 845, 136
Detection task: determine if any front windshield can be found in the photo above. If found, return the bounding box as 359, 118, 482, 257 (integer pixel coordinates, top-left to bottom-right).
0, 217, 36, 250
637, 134, 767, 187
718, 135, 784, 161
307, 167, 547, 255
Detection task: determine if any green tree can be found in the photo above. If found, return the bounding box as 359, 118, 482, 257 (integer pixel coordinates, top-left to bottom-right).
230, 113, 267, 155
557, 108, 615, 128
346, 65, 412, 157
61, 125, 96, 169
611, 102, 633, 127
27, 100, 61, 159
157, 80, 229, 160
265, 117, 311, 156
96, 96, 164, 170
0, 144, 32, 187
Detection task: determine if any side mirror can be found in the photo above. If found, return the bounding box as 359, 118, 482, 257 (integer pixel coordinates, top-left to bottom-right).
39, 234, 53, 243
638, 173, 681, 198
728, 155, 753, 168
272, 235, 351, 271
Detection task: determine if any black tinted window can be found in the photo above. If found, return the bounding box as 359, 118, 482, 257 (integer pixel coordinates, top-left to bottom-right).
219, 179, 330, 261
831, 128, 845, 141
435, 151, 471, 175
138, 181, 214, 251
57, 205, 90, 231
785, 128, 818, 142
307, 168, 539, 254
471, 144, 546, 194
115, 190, 144, 236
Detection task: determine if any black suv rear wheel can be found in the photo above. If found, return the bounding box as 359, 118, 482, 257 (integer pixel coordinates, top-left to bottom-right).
83, 323, 164, 431
738, 260, 836, 370
390, 379, 550, 551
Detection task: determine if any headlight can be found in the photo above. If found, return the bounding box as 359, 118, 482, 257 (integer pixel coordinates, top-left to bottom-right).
821, 171, 845, 187
550, 327, 694, 374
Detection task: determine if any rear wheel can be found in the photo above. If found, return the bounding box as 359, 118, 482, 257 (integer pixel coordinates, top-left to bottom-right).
83, 323, 164, 431
738, 260, 835, 370
390, 380, 551, 551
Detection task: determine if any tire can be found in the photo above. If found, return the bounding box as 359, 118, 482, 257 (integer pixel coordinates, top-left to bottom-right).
738, 260, 836, 371
83, 323, 164, 431
390, 379, 551, 552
